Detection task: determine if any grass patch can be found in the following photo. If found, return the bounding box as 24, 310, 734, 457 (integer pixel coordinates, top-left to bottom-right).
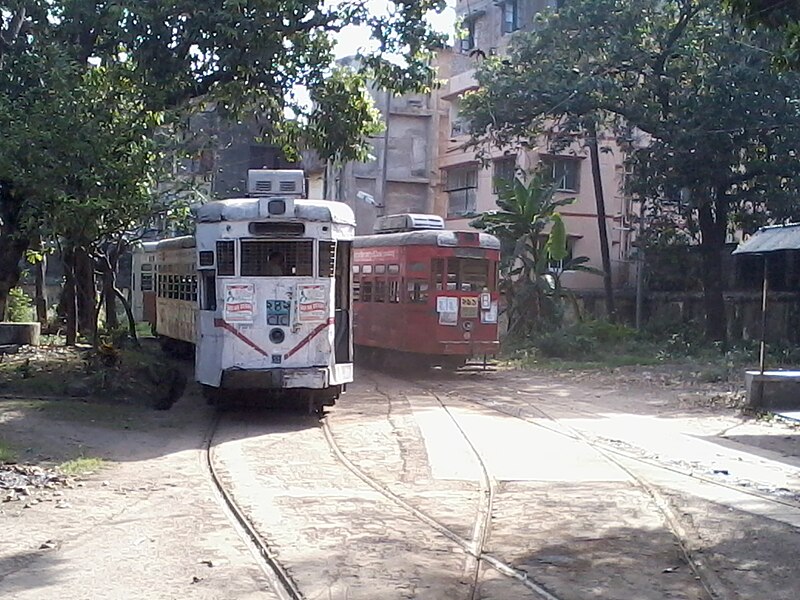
501, 319, 782, 378
0, 438, 15, 462
59, 456, 105, 475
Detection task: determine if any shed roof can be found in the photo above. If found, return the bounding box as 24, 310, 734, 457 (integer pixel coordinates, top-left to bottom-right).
732, 223, 800, 255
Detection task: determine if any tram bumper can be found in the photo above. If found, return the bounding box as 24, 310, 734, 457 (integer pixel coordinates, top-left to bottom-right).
221, 367, 329, 390
440, 341, 500, 356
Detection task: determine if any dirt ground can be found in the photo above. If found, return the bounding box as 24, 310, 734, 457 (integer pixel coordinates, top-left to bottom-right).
1, 349, 799, 599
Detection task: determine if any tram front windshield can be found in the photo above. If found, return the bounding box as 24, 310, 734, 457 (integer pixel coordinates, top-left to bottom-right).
434, 257, 494, 292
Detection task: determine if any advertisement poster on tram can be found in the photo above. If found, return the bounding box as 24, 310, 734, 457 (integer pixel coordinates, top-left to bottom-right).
224, 283, 255, 323
297, 284, 327, 323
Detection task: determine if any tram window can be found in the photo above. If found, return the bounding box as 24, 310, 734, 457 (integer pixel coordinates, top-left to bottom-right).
141, 273, 153, 292
216, 241, 235, 276
362, 265, 373, 274
353, 265, 361, 274
200, 271, 216, 311
198, 251, 214, 267
432, 258, 445, 290
319, 241, 336, 278
388, 280, 400, 303
446, 257, 490, 292
375, 264, 386, 274
240, 240, 313, 277
407, 280, 429, 303
374, 280, 387, 302
141, 264, 153, 272
388, 264, 400, 274
361, 281, 373, 302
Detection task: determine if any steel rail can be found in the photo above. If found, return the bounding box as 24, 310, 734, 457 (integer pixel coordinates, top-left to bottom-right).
202, 414, 305, 600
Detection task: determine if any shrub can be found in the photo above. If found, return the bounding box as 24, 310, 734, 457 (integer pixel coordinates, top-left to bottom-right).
6, 287, 33, 322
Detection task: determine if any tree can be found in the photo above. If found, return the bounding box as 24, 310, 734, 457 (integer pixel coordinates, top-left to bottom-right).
461, 0, 800, 342
0, 1, 448, 322
726, 0, 800, 68
471, 171, 595, 339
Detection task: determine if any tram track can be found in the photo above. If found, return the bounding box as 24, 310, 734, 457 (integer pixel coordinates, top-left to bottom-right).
202, 414, 305, 600
411, 378, 748, 600
322, 376, 562, 600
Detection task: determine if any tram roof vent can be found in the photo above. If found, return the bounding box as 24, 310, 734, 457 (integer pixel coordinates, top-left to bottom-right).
373, 213, 445, 234
247, 169, 305, 199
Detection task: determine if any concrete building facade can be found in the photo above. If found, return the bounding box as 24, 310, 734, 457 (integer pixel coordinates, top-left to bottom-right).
317, 58, 443, 235
434, 0, 637, 291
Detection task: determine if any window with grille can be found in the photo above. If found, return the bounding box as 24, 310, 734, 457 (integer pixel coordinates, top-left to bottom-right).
407, 280, 429, 303
361, 281, 373, 302
374, 280, 387, 303
445, 167, 478, 218
216, 241, 235, 276
493, 156, 517, 193
446, 258, 491, 292
388, 280, 400, 303
502, 0, 519, 34
319, 241, 336, 278
544, 157, 581, 192
240, 240, 313, 277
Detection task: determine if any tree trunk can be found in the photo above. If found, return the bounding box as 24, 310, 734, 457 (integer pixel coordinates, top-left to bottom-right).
114, 286, 140, 348
75, 246, 96, 338
34, 242, 48, 326
101, 245, 121, 330
698, 198, 728, 343
587, 121, 616, 322
0, 183, 31, 321
63, 248, 78, 346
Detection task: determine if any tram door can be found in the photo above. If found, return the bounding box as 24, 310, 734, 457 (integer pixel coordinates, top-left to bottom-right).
334, 241, 352, 363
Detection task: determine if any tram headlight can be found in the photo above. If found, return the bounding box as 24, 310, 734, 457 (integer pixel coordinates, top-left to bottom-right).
268, 199, 286, 215
269, 328, 286, 344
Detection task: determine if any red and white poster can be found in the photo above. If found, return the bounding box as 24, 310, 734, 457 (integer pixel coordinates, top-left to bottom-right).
224, 283, 255, 323
297, 284, 328, 323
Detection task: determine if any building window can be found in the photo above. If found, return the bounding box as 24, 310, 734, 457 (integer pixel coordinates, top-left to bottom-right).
492, 156, 517, 193
461, 19, 476, 52
502, 0, 519, 34
445, 166, 478, 218
545, 157, 581, 192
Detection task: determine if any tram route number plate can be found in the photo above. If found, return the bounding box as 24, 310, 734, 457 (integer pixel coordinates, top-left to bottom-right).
460, 297, 479, 319
266, 300, 291, 326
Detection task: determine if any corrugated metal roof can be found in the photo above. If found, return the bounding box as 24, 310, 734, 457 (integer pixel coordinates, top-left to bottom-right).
732, 223, 800, 255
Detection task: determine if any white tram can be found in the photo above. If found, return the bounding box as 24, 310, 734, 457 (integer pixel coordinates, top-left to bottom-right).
146, 170, 356, 409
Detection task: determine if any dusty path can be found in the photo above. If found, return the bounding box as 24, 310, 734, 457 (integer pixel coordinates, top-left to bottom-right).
2, 365, 799, 599
0, 394, 276, 600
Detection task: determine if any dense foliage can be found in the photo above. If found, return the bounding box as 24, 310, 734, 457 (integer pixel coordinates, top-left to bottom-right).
461, 0, 800, 342
0, 1, 448, 335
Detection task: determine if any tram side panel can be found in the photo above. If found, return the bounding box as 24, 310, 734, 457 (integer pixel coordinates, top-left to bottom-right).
353, 239, 500, 360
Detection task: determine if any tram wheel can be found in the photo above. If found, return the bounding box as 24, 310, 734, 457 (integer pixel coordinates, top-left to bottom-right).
202, 385, 223, 407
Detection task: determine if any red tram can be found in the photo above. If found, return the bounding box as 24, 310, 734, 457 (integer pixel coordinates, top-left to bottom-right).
353, 214, 501, 368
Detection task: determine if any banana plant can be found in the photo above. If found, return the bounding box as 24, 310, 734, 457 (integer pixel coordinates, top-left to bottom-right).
471, 170, 598, 338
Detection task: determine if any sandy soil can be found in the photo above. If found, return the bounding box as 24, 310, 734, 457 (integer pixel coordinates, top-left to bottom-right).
1, 356, 798, 599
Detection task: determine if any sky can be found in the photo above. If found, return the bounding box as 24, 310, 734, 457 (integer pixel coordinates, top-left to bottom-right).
333, 0, 457, 59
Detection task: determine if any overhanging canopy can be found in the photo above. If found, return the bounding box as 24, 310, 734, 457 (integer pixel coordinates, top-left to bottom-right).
732, 223, 800, 255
